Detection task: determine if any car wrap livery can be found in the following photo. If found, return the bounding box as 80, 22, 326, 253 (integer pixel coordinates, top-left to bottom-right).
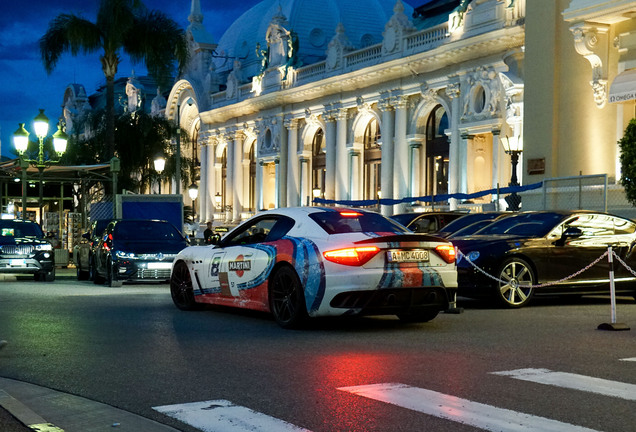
170, 207, 457, 328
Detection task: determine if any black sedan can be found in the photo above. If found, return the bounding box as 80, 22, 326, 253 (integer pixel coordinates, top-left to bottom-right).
432, 211, 510, 238
452, 210, 636, 307
93, 219, 188, 287
390, 211, 468, 234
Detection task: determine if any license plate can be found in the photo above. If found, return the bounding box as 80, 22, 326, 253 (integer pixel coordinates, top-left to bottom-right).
148, 262, 172, 270
387, 250, 429, 263
9, 259, 26, 267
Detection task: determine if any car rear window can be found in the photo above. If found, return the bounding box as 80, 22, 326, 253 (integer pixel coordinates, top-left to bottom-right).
114, 221, 181, 240
310, 210, 408, 235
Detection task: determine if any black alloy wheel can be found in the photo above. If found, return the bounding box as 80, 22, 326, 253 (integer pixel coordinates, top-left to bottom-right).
170, 261, 199, 310
496, 257, 535, 308
269, 265, 307, 329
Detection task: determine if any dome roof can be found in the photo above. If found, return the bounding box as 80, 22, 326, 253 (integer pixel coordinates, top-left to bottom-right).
214, 0, 413, 79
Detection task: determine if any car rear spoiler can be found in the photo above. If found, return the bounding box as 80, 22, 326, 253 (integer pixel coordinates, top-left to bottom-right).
355, 234, 448, 244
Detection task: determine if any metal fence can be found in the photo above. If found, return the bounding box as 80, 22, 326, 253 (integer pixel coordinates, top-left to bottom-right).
520, 174, 636, 220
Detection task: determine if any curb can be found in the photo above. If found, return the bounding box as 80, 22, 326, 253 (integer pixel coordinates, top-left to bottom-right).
0, 377, 181, 432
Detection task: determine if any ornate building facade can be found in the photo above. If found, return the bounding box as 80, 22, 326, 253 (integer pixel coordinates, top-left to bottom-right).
171, 0, 531, 224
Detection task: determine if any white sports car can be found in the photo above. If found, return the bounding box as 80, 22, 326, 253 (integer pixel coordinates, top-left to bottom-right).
170, 207, 457, 328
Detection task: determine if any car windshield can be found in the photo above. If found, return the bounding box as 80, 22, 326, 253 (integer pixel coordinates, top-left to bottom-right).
310, 210, 408, 235
475, 212, 564, 237
0, 220, 44, 238
114, 221, 182, 240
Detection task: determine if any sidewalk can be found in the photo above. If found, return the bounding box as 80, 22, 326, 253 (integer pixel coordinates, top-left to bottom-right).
0, 377, 182, 432
0, 267, 183, 431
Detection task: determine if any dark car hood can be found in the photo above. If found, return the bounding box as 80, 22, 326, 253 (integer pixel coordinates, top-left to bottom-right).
112, 239, 186, 254
0, 236, 48, 246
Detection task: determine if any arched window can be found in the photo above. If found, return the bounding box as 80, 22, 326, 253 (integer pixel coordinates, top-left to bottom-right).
425, 105, 449, 197
311, 128, 325, 201
363, 117, 381, 200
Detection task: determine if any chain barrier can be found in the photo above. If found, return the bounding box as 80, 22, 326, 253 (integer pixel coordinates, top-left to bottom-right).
456, 248, 611, 289
610, 250, 636, 278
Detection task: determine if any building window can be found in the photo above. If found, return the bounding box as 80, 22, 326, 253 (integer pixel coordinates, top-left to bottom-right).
363, 117, 381, 200
426, 105, 449, 197
311, 129, 325, 200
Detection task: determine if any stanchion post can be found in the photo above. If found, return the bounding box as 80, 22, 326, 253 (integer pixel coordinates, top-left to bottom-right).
598, 246, 630, 331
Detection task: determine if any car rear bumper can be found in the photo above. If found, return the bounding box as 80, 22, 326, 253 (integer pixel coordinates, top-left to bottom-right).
329, 286, 450, 315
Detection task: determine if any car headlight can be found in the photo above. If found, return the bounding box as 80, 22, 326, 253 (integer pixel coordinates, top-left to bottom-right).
115, 250, 136, 259
36, 244, 53, 251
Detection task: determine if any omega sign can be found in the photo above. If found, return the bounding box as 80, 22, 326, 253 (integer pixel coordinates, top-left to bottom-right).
609, 92, 636, 104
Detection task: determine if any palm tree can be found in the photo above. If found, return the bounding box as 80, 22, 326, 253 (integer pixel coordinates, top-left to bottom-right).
40, 0, 188, 159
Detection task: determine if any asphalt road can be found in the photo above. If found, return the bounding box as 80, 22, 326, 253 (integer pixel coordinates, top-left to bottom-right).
0, 274, 635, 432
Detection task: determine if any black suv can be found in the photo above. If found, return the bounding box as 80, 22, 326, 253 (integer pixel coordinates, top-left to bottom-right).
93, 219, 187, 287
0, 219, 55, 281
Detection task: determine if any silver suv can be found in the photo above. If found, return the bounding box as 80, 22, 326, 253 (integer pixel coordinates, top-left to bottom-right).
0, 219, 55, 281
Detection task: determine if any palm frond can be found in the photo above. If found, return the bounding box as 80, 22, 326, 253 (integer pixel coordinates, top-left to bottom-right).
40, 14, 101, 73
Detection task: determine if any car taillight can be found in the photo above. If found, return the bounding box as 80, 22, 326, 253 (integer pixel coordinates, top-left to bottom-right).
435, 244, 456, 264
323, 246, 380, 266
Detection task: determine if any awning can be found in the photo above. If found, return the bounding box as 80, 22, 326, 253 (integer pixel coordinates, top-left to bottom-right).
609, 69, 636, 103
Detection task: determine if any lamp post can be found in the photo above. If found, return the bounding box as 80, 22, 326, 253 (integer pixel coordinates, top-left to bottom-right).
214, 192, 222, 209
502, 135, 523, 211
154, 154, 165, 194
12, 110, 68, 223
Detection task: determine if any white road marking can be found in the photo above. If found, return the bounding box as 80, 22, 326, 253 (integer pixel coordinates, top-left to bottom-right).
620, 357, 636, 362
153, 399, 310, 432
338, 383, 601, 432
492, 368, 636, 401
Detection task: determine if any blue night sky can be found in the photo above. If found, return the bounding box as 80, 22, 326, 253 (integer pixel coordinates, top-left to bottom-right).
0, 0, 425, 158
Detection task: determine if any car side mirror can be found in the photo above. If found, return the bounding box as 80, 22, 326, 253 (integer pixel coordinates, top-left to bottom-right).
562, 226, 583, 239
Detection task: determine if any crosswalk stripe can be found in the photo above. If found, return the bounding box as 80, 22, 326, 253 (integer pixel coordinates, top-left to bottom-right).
492, 368, 636, 401
153, 400, 311, 432
338, 383, 601, 432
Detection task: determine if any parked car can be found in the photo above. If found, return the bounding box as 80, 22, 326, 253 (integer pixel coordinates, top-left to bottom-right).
390, 211, 468, 234
0, 219, 55, 281
93, 219, 188, 287
433, 212, 510, 238
452, 210, 636, 308
75, 219, 111, 281
169, 207, 457, 328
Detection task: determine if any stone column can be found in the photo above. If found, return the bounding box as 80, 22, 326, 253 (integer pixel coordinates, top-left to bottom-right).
274, 157, 280, 209
277, 117, 288, 208
379, 95, 394, 216
393, 95, 408, 213
224, 135, 234, 222
256, 160, 264, 211
446, 82, 461, 210
335, 109, 349, 202
206, 140, 216, 221
324, 108, 337, 201
409, 140, 422, 199
285, 118, 300, 207
233, 131, 244, 222
199, 143, 208, 222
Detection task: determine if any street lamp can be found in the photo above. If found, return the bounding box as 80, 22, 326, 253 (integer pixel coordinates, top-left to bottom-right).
214, 192, 222, 209
188, 183, 198, 221
12, 110, 68, 223
502, 135, 523, 211
153, 153, 165, 194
